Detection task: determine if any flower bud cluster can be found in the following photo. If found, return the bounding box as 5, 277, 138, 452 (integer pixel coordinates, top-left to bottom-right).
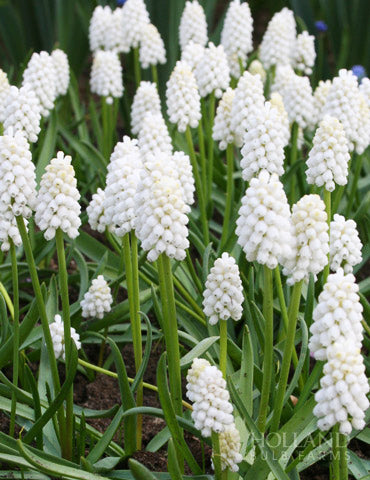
249, 60, 266, 83
87, 188, 107, 233
236, 171, 294, 270
138, 112, 173, 158
221, 0, 253, 78
359, 77, 370, 107
139, 23, 166, 69
203, 252, 243, 326
314, 80, 332, 123
306, 116, 350, 192
0, 69, 10, 123
166, 61, 201, 132
50, 314, 81, 360
51, 49, 70, 96
81, 275, 113, 319
121, 0, 150, 50
172, 151, 195, 206
219, 423, 243, 472
212, 88, 235, 150
90, 50, 124, 104
293, 31, 316, 75
269, 92, 290, 146
181, 41, 205, 72
330, 214, 362, 274
179, 1, 207, 51
131, 81, 161, 136
89, 6, 127, 53
35, 151, 81, 240
194, 42, 230, 98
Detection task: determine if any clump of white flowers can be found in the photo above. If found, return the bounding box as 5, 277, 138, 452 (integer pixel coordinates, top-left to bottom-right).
121, 0, 150, 50
181, 41, 205, 71
314, 79, 332, 123
221, 0, 253, 78
236, 171, 294, 270
330, 214, 362, 273
212, 87, 235, 150
87, 188, 106, 233
172, 151, 195, 206
49, 314, 81, 360
259, 8, 296, 69
283, 194, 329, 284
203, 252, 243, 326
240, 102, 286, 181
179, 0, 207, 51
219, 423, 243, 472
194, 42, 230, 98
138, 112, 173, 158
306, 116, 350, 192
51, 49, 70, 96
89, 6, 114, 52
0, 130, 37, 251
166, 60, 201, 132
103, 137, 142, 237
22, 51, 57, 117
249, 60, 266, 83
139, 23, 166, 69
313, 339, 369, 435
131, 81, 161, 136
0, 69, 11, 123
293, 31, 316, 75
90, 50, 123, 104
35, 151, 81, 240
81, 275, 113, 319
3, 84, 41, 143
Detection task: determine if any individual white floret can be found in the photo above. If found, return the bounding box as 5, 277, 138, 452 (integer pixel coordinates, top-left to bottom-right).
249, 60, 266, 83
121, 0, 150, 50
194, 42, 230, 98
221, 0, 253, 78
269, 92, 290, 146
0, 130, 36, 251
90, 50, 124, 105
131, 81, 161, 136
314, 80, 332, 124
236, 171, 295, 270
259, 8, 296, 69
22, 51, 57, 117
179, 0, 207, 51
0, 69, 11, 123
186, 358, 235, 437
203, 252, 243, 326
181, 41, 205, 72
138, 112, 173, 159
330, 214, 362, 274
49, 314, 81, 360
35, 151, 81, 240
87, 188, 107, 233
309, 269, 363, 360
172, 151, 195, 206
139, 23, 166, 69
166, 60, 201, 132
293, 31, 316, 75
313, 339, 369, 435
51, 49, 70, 96
103, 136, 142, 237
219, 423, 243, 472
212, 87, 235, 150
306, 116, 350, 192
283, 194, 329, 285
230, 71, 265, 147
240, 101, 286, 181
134, 158, 190, 262
3, 84, 41, 143
359, 78, 370, 108
81, 275, 113, 319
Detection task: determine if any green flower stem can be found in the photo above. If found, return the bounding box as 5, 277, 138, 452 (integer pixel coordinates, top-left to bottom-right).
345, 153, 363, 217
211, 432, 223, 480
220, 144, 234, 250
197, 122, 207, 198
185, 250, 203, 294
206, 92, 216, 212
332, 157, 352, 214
238, 57, 244, 77
270, 280, 303, 433
257, 266, 274, 433
55, 229, 73, 461
332, 425, 340, 480
339, 433, 348, 480
323, 189, 331, 284
219, 320, 228, 378
15, 216, 65, 451
151, 64, 158, 90
185, 126, 209, 245
133, 47, 141, 87
101, 99, 110, 161
0, 281, 14, 319
172, 275, 205, 318
9, 240, 19, 437
264, 65, 275, 98
289, 122, 299, 205
157, 254, 182, 417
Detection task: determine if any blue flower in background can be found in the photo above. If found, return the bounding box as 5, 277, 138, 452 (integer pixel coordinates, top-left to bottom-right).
352, 65, 366, 80
315, 21, 328, 33
117, 0, 126, 5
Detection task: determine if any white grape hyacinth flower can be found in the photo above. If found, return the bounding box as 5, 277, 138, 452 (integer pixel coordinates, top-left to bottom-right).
121, 0, 150, 50
203, 252, 243, 326
81, 275, 113, 319
359, 77, 370, 108
269, 92, 290, 147
181, 41, 205, 72
219, 423, 243, 472
172, 151, 195, 206
166, 60, 201, 132
249, 60, 266, 83
139, 23, 166, 69
212, 87, 235, 150
87, 188, 107, 233
90, 50, 124, 105
186, 358, 235, 437
0, 69, 11, 123
49, 314, 81, 360
330, 214, 362, 274
194, 42, 230, 98
309, 268, 363, 361
89, 5, 113, 52
356, 92, 370, 155
35, 151, 81, 241
51, 49, 70, 96
22, 51, 57, 117
314, 79, 332, 124
3, 84, 41, 143
221, 0, 253, 78
313, 339, 369, 435
293, 31, 316, 75
306, 115, 350, 192
236, 171, 295, 270
283, 194, 329, 285
138, 112, 173, 159
179, 0, 207, 51
131, 81, 161, 136
103, 136, 142, 237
